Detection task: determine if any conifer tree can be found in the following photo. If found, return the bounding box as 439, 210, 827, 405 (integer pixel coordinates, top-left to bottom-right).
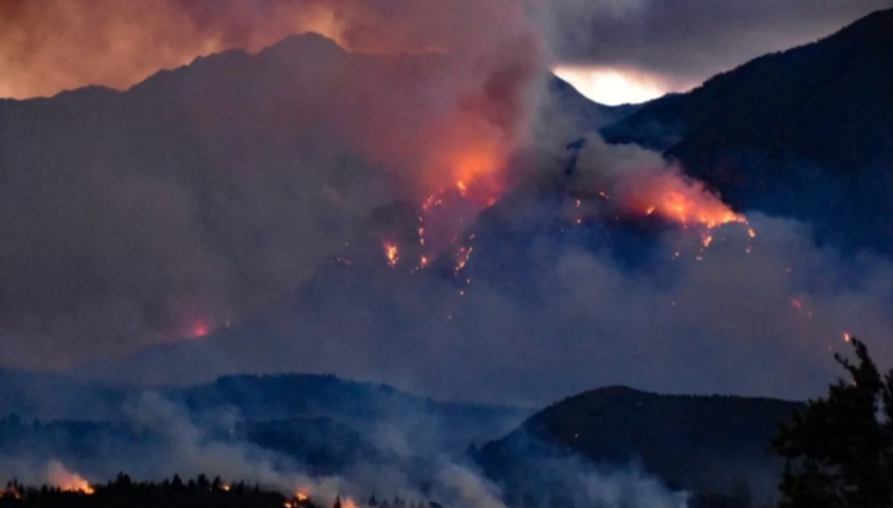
772, 337, 893, 507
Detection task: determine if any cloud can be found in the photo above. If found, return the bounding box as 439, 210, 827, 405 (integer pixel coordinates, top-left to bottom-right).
541, 0, 891, 90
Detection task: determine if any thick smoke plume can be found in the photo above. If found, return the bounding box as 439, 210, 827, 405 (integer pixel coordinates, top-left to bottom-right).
0, 1, 546, 367
1, 0, 891, 409
0, 0, 534, 99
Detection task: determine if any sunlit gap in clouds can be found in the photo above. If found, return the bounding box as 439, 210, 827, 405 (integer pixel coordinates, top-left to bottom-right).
552, 65, 675, 106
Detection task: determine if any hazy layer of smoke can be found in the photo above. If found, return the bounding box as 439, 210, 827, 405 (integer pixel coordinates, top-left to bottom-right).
67, 134, 893, 407
0, 0, 534, 99
0, 392, 687, 508
0, 14, 545, 367
541, 0, 891, 90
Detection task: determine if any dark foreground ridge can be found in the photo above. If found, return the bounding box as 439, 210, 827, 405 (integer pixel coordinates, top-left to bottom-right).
475, 386, 804, 500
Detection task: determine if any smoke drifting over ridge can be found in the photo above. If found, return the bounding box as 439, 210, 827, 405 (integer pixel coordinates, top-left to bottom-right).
0, 0, 891, 407
0, 0, 537, 99
0, 0, 544, 368
0, 390, 690, 508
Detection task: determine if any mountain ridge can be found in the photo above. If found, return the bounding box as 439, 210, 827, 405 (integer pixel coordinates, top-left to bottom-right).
600, 6, 893, 254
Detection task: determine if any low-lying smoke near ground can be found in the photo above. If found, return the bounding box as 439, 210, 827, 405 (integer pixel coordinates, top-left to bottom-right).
0, 389, 690, 508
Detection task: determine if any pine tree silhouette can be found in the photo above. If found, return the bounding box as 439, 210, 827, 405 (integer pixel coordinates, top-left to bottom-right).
772, 337, 893, 507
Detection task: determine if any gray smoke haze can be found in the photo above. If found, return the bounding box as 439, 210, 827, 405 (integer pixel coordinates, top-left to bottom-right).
0, 30, 543, 369
59, 133, 893, 407
0, 392, 688, 508
0, 0, 891, 408
543, 0, 892, 89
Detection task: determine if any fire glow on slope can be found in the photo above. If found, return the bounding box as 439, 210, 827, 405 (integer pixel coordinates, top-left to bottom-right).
623, 170, 748, 229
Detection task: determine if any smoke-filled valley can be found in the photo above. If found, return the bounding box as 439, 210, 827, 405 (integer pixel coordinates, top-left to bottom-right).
1, 1, 893, 507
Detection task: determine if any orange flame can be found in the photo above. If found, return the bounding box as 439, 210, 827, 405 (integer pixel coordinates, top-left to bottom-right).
47, 461, 94, 495
383, 243, 399, 268
617, 168, 749, 232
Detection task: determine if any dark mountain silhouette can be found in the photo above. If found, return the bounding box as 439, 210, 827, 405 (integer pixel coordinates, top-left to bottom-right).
0, 370, 530, 467
474, 386, 803, 500
601, 7, 893, 254
546, 76, 642, 132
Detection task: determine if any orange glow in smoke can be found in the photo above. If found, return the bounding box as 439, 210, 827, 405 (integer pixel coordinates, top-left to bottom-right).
647, 189, 745, 229
618, 169, 748, 231
47, 461, 94, 495
190, 320, 210, 339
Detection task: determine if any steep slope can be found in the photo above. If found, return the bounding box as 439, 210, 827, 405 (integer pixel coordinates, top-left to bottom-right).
475, 386, 803, 499
545, 76, 642, 132
601, 8, 893, 253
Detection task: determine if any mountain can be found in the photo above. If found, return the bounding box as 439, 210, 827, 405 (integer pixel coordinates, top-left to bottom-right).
0, 370, 530, 458
601, 7, 893, 254
546, 76, 642, 131
0, 29, 632, 373
474, 386, 803, 501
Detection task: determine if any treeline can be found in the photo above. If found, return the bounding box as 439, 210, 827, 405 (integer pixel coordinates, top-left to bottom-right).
0, 474, 448, 508
1, 473, 302, 508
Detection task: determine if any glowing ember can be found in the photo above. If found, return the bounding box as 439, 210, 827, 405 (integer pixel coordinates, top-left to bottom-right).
47, 461, 94, 495
383, 243, 399, 268
420, 256, 430, 268
844, 332, 852, 342
748, 228, 757, 238
422, 194, 444, 213
190, 320, 210, 339
455, 246, 474, 273
456, 180, 468, 196
702, 235, 714, 248
2, 487, 21, 499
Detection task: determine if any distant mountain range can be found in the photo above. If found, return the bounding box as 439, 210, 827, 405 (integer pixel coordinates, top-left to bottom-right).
602, 7, 893, 254
0, 369, 529, 459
